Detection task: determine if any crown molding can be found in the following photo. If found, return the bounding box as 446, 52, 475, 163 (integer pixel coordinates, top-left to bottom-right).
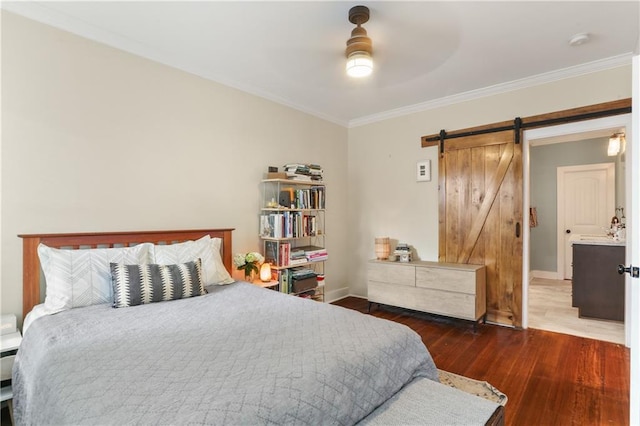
348, 54, 634, 128
3, 2, 632, 130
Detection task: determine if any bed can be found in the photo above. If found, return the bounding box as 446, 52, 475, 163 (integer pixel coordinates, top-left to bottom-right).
14, 228, 503, 425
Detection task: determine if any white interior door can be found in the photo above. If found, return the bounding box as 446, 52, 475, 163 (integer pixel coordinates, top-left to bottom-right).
558, 163, 615, 279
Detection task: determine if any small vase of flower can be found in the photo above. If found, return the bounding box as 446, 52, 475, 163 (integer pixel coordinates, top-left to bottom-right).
233, 252, 265, 282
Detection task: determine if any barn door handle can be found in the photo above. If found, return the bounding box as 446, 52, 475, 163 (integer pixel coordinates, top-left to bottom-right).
515, 222, 521, 238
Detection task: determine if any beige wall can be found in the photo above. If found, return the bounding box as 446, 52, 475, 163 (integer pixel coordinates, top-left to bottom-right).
1, 12, 349, 321
1, 11, 634, 320
348, 66, 632, 297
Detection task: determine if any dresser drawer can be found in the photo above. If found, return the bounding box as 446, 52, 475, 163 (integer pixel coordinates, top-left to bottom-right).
415, 288, 477, 321
367, 262, 415, 287
415, 267, 477, 294
368, 282, 478, 321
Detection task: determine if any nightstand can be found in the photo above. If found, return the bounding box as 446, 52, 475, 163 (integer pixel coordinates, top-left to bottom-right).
252, 280, 279, 290
1, 331, 22, 425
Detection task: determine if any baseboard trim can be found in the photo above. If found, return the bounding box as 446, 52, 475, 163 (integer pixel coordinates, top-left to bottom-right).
325, 287, 351, 304
530, 270, 562, 280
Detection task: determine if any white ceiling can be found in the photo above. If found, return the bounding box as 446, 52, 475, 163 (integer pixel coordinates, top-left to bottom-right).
3, 1, 639, 127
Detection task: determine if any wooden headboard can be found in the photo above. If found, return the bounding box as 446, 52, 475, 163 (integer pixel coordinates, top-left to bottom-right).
18, 228, 234, 318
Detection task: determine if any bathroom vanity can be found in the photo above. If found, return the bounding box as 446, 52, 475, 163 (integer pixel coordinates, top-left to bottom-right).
571, 235, 625, 322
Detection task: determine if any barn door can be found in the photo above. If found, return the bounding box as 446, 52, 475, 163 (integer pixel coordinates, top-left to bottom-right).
438, 130, 523, 327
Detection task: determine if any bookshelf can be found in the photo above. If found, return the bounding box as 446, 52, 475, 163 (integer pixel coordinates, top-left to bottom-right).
260, 179, 326, 301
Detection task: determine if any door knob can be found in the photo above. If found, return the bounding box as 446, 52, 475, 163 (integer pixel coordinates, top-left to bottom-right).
565, 229, 571, 234
618, 264, 640, 278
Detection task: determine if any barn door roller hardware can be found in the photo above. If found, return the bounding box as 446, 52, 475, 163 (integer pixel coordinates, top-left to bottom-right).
439, 129, 447, 155
514, 117, 522, 145
427, 103, 631, 153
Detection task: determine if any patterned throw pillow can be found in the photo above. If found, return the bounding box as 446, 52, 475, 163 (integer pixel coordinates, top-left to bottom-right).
110, 259, 205, 308
38, 243, 154, 314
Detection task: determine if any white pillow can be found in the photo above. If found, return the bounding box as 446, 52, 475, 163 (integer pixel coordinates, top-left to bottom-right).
208, 237, 235, 285
38, 243, 153, 314
152, 235, 234, 285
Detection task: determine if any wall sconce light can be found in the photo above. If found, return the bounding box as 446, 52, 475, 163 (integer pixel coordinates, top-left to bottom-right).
346, 5, 373, 78
608, 133, 624, 156
260, 263, 272, 282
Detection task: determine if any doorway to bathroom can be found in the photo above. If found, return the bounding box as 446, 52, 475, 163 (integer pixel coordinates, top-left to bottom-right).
523, 114, 631, 345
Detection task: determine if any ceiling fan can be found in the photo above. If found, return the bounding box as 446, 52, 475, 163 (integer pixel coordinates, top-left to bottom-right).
345, 5, 373, 78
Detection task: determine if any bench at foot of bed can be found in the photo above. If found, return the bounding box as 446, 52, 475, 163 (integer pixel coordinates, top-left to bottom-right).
358, 377, 505, 426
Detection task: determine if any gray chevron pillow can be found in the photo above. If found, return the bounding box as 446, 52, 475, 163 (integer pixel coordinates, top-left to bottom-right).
110, 259, 205, 308
38, 243, 153, 313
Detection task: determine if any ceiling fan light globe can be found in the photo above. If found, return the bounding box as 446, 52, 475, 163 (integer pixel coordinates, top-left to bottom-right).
346, 52, 373, 77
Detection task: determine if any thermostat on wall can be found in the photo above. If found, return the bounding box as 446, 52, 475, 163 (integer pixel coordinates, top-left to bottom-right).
416, 160, 431, 182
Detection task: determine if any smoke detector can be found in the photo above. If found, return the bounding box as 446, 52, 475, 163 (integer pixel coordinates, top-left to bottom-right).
569, 33, 590, 46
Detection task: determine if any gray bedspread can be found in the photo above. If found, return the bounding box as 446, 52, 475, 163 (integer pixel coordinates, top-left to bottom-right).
13, 282, 437, 425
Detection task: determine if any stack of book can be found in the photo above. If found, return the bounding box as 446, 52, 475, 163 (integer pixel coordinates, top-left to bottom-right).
290, 267, 318, 294
283, 163, 323, 182
289, 247, 308, 265
297, 245, 329, 262
276, 267, 316, 294
308, 164, 323, 181
290, 267, 316, 280
264, 242, 328, 267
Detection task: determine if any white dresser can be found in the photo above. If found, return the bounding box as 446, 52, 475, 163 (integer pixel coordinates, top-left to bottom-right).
367, 260, 487, 322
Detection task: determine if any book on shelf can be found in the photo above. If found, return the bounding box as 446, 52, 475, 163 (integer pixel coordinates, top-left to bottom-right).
295, 245, 328, 262
296, 245, 326, 254
290, 247, 306, 258
289, 258, 309, 266
259, 213, 283, 238
271, 187, 325, 210
286, 174, 313, 182
259, 214, 273, 238
283, 163, 324, 182
309, 186, 325, 209
290, 267, 317, 281
260, 212, 321, 239
287, 247, 307, 266
307, 253, 328, 262
264, 241, 292, 267
277, 268, 295, 294
264, 240, 279, 265
309, 164, 323, 176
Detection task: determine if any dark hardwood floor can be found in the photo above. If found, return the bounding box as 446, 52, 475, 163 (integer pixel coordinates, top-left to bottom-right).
333, 297, 630, 426
1, 298, 629, 425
